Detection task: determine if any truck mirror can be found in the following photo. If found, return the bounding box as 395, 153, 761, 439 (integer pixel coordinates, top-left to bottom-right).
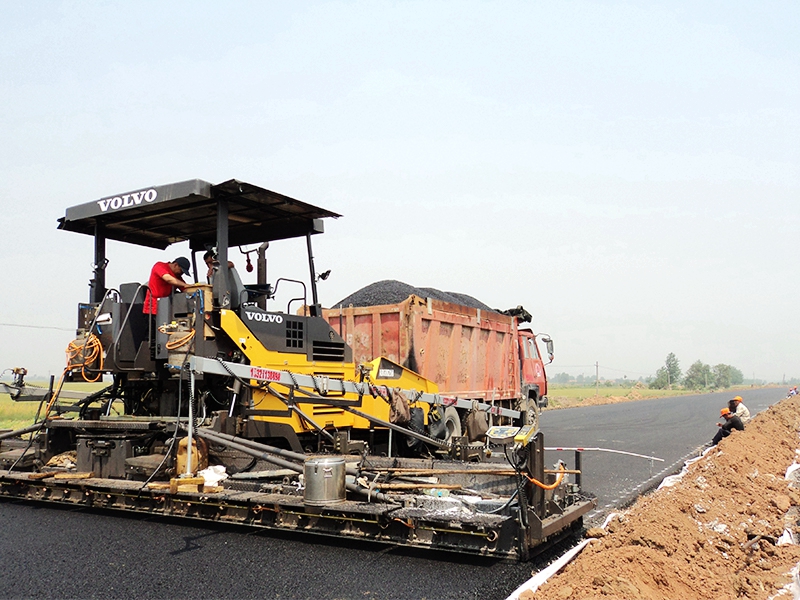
544, 338, 554, 363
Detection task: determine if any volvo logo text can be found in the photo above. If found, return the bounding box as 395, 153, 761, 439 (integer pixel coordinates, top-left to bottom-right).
96, 188, 158, 212
245, 311, 283, 324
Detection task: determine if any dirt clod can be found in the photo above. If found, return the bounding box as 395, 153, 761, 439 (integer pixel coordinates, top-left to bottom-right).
584, 527, 607, 538
773, 494, 791, 513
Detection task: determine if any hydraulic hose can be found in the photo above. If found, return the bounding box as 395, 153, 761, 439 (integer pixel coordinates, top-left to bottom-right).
201, 429, 376, 480
164, 330, 195, 350
67, 288, 118, 382
195, 429, 307, 474
199, 429, 308, 464
196, 429, 395, 504
524, 462, 566, 490
0, 423, 45, 441
42, 368, 69, 420
7, 369, 69, 472
260, 385, 335, 442
66, 334, 103, 382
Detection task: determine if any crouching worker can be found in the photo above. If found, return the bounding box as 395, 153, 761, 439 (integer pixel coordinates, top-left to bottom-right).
711, 407, 744, 446
728, 395, 751, 424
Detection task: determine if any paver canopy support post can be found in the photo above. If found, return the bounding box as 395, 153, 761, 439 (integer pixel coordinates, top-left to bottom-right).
215, 198, 230, 308
91, 222, 106, 303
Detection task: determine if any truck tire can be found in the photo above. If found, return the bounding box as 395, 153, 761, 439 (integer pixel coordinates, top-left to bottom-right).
530, 403, 540, 429
515, 397, 540, 429
443, 407, 462, 443
526, 401, 540, 429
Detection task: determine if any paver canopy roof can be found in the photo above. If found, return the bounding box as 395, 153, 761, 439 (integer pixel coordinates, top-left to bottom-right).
58, 179, 341, 250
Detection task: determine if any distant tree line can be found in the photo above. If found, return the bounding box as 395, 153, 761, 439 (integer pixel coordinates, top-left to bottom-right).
548, 352, 749, 389
549, 372, 644, 388
648, 353, 744, 390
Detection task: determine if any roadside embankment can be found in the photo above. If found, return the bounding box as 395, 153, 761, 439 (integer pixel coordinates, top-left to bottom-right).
524, 394, 800, 600
544, 385, 773, 410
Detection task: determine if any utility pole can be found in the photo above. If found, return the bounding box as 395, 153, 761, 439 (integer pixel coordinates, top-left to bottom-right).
595, 362, 599, 397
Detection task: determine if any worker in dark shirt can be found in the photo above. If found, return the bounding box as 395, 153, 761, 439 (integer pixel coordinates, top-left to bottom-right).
711, 407, 744, 446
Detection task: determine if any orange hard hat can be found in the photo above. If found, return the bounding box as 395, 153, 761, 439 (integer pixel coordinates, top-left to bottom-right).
720, 407, 731, 416
732, 396, 743, 403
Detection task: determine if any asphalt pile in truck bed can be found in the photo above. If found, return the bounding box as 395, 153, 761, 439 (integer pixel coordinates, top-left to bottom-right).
332, 279, 496, 312
524, 395, 800, 600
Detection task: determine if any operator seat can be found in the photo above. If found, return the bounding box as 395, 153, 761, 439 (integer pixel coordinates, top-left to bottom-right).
228, 267, 246, 309
210, 266, 246, 310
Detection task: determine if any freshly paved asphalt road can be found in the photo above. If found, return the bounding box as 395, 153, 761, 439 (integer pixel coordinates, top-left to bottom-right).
0, 500, 535, 600
0, 388, 786, 599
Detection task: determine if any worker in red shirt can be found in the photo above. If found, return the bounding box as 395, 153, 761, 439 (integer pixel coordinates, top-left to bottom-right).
143, 257, 191, 314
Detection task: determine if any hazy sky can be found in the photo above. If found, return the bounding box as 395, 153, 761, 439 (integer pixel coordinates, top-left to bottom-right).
1, 1, 797, 383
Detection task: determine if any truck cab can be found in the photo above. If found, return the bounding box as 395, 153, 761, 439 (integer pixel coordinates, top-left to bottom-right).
518, 328, 552, 409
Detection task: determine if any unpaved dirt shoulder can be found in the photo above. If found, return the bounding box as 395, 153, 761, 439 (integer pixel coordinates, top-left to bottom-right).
544, 388, 727, 410
527, 395, 800, 600
544, 393, 652, 410
543, 386, 771, 410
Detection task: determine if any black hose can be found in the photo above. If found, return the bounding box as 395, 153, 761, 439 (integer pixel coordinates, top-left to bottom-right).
486, 488, 519, 514
198, 429, 307, 463
0, 423, 45, 441
138, 363, 185, 490
196, 429, 305, 473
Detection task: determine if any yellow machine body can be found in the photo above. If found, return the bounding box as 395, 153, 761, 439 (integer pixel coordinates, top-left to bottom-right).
219, 310, 438, 434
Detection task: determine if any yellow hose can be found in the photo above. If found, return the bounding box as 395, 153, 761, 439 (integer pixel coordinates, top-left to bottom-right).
42, 368, 69, 420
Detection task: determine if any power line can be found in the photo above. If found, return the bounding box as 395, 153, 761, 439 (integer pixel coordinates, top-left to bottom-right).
551, 364, 653, 376
0, 323, 74, 332
599, 365, 652, 376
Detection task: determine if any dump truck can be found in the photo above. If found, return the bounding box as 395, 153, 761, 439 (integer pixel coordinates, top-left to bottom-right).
0, 178, 594, 560
323, 286, 553, 437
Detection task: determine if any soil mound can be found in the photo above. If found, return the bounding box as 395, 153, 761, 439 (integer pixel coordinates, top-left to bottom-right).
527, 395, 800, 599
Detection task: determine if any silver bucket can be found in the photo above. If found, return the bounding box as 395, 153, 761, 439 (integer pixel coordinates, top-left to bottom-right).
304, 456, 346, 506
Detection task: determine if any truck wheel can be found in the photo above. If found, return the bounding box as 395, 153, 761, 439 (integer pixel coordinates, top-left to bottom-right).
443, 407, 462, 443
515, 397, 539, 429
525, 401, 540, 430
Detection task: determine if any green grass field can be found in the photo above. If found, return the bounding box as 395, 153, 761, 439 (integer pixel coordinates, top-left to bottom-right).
0, 382, 108, 432
0, 393, 42, 432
